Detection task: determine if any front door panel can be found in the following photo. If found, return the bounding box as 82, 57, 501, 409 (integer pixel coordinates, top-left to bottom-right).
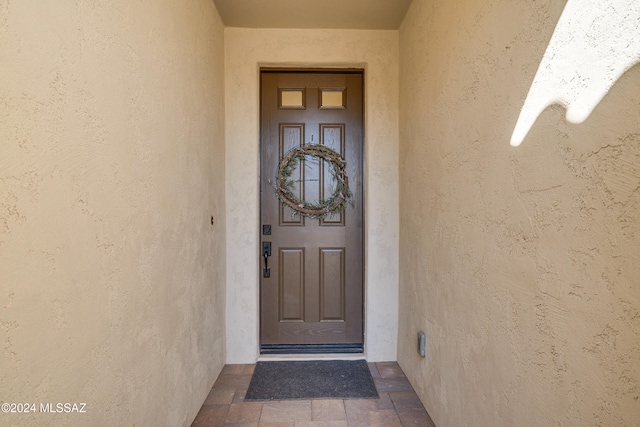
260, 71, 364, 352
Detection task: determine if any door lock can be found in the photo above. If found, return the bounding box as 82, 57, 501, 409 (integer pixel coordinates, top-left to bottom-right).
262, 241, 271, 278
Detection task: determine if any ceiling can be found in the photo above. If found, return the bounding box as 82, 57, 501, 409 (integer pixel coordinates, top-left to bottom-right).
212, 0, 413, 30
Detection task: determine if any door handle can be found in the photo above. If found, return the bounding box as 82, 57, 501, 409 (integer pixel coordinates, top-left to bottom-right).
262, 242, 271, 278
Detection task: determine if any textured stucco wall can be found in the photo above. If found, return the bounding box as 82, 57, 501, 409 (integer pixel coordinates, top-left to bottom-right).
512, 0, 640, 146
224, 28, 399, 363
0, 1, 226, 426
398, 0, 640, 426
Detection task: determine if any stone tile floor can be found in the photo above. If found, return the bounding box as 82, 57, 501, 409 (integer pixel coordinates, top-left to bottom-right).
191, 361, 436, 427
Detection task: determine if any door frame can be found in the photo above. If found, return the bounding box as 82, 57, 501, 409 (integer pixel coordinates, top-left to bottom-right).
258, 67, 367, 355
223, 34, 401, 364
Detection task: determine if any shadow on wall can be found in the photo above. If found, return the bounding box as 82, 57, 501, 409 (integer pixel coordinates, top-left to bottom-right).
511, 0, 640, 146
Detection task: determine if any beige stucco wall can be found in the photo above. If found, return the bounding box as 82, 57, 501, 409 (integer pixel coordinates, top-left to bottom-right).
398, 1, 640, 426
0, 1, 226, 426
224, 28, 399, 363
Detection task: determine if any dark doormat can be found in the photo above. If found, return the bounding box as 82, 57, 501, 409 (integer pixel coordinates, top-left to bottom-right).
244, 359, 379, 401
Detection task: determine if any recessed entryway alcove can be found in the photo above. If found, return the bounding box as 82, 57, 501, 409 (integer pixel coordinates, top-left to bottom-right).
223, 29, 401, 364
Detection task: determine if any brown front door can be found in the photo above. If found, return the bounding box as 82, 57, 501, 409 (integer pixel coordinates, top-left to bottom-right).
260, 70, 364, 353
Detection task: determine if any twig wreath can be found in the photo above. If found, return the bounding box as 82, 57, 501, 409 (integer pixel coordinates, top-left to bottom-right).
276, 144, 352, 219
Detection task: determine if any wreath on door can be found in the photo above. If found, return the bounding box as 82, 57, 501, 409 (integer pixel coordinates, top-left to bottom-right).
276, 144, 352, 219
